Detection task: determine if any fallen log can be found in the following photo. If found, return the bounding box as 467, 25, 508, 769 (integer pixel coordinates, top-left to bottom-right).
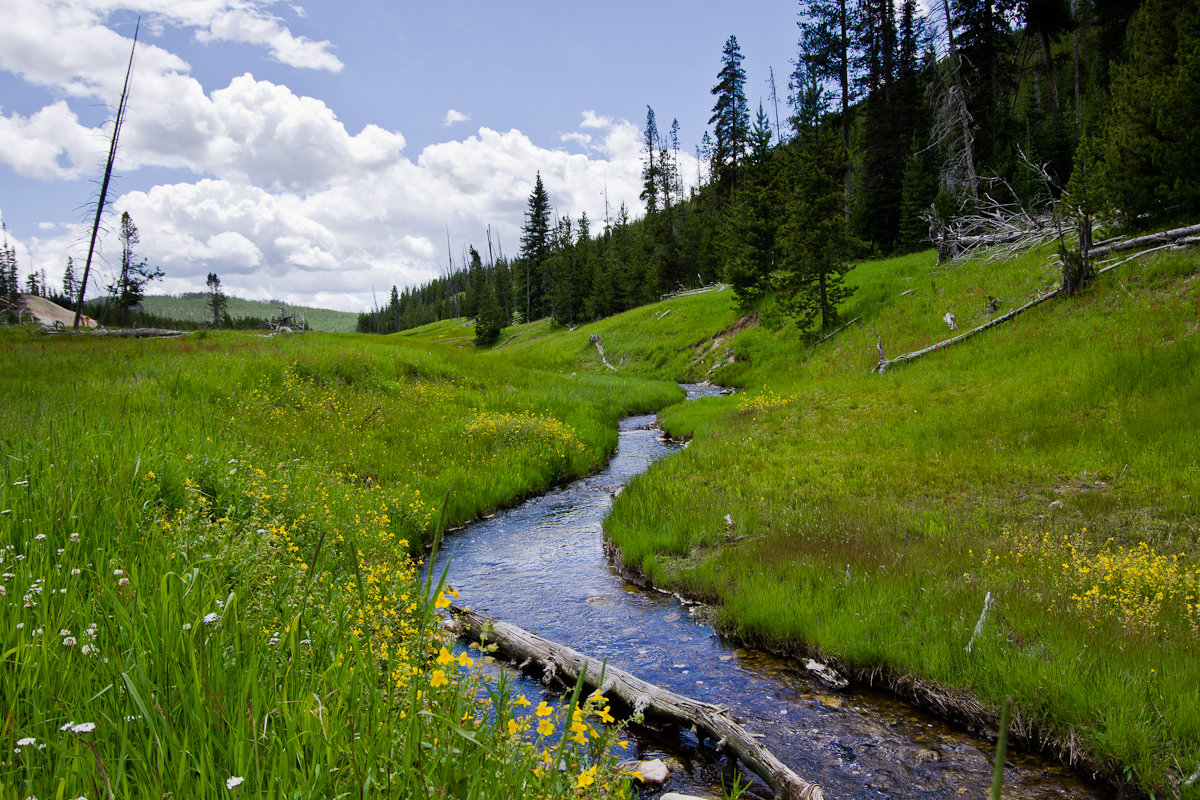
875, 287, 1060, 373
453, 606, 823, 800
89, 327, 189, 338
589, 333, 618, 371
1086, 222, 1200, 261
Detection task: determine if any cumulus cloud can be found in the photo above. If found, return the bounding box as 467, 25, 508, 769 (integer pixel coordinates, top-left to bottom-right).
21, 111, 649, 311
441, 109, 470, 127
2, 2, 671, 312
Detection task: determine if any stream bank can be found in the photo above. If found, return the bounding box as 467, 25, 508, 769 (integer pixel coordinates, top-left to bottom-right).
432, 386, 1108, 799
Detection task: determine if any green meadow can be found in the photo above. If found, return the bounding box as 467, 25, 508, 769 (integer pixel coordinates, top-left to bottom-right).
0, 329, 675, 798
2, 243, 1198, 797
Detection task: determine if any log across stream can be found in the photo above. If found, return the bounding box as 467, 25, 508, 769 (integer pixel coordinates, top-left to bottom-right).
429, 385, 1107, 799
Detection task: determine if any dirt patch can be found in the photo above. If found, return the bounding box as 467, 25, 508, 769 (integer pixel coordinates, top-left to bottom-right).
693, 312, 757, 374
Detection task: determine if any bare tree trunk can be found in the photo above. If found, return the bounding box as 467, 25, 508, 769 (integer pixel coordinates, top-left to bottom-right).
74, 20, 139, 329
453, 607, 824, 800
941, 0, 979, 204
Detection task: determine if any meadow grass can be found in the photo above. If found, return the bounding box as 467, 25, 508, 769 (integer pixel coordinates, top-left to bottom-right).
599, 247, 1200, 796
0, 329, 674, 798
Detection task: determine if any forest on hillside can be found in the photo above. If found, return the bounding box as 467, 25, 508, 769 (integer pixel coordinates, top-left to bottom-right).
358, 0, 1200, 341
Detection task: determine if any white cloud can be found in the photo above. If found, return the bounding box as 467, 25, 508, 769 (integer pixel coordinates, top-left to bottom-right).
20, 111, 649, 311
197, 7, 342, 72
3, 4, 672, 312
442, 109, 470, 127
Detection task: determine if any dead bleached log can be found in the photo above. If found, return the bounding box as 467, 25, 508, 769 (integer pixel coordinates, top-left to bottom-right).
89, 327, 188, 338
1087, 222, 1200, 261
874, 287, 1060, 373
588, 334, 618, 371
453, 606, 824, 800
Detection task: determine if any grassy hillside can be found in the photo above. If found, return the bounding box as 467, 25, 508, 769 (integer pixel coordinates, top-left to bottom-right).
578, 246, 1200, 797
141, 293, 361, 332
0, 327, 676, 798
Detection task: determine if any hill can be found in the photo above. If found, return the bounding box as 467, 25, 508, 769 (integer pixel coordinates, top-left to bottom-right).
401, 240, 1200, 797
140, 293, 360, 332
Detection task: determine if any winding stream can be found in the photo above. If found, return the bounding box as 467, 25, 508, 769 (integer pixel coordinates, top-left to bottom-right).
431, 386, 1107, 799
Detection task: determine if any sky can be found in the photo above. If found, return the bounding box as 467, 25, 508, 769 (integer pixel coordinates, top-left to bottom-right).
1, 1, 803, 312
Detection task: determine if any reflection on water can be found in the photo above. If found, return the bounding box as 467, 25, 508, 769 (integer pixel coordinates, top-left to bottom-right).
431, 386, 1107, 799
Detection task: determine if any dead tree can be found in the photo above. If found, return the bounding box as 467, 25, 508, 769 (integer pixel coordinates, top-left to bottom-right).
75, 21, 138, 329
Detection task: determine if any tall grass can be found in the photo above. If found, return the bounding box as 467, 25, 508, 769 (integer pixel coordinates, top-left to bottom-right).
0, 329, 668, 798
602, 247, 1200, 796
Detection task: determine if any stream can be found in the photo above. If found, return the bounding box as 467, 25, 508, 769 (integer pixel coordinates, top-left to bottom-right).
430, 385, 1107, 799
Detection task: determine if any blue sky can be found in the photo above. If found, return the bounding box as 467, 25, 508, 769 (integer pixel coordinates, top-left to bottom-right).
2, 2, 801, 311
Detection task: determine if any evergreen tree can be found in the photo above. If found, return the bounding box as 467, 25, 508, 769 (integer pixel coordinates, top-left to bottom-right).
778, 119, 853, 332
640, 106, 662, 214
108, 212, 163, 323
206, 272, 227, 328
709, 35, 750, 186
474, 280, 505, 346
1097, 0, 1200, 227
519, 173, 551, 321
800, 0, 858, 214
62, 257, 77, 305
725, 104, 780, 304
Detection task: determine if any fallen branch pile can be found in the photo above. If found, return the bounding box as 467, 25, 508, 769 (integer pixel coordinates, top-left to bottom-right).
452, 606, 824, 800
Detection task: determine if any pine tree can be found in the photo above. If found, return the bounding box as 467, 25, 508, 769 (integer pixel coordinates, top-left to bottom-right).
1097, 0, 1200, 227
709, 35, 750, 186
640, 106, 662, 214
778, 120, 853, 332
800, 0, 857, 214
108, 212, 164, 323
206, 272, 227, 328
725, 104, 780, 304
62, 257, 77, 305
519, 173, 551, 321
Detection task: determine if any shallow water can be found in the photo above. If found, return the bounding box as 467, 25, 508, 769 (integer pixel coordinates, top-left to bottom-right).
431, 385, 1108, 799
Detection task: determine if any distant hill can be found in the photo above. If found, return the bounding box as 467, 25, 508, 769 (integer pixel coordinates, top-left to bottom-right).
141, 294, 360, 333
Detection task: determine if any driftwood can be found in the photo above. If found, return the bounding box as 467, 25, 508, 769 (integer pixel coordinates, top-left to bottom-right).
589, 334, 617, 371
453, 607, 823, 800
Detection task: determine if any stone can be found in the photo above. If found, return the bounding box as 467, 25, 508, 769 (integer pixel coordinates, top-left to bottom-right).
660, 794, 710, 800
635, 758, 670, 785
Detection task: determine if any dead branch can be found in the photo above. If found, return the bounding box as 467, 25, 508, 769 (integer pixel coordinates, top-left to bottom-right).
807, 316, 860, 350
453, 607, 824, 800
589, 334, 617, 371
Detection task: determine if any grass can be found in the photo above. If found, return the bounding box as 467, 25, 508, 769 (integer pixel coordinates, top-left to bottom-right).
3, 241, 1197, 798
0, 329, 674, 798
599, 246, 1200, 797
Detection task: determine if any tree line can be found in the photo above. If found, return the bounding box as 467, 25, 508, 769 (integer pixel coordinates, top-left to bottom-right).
362, 0, 1197, 343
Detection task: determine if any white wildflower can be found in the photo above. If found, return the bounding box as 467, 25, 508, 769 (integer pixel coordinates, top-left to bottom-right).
118, 578, 129, 587
112, 569, 123, 577
62, 637, 77, 647
71, 568, 81, 576
17, 737, 36, 747
34, 534, 46, 541
181, 623, 192, 631
203, 612, 220, 625
70, 722, 95, 734
69, 533, 79, 542
226, 776, 244, 789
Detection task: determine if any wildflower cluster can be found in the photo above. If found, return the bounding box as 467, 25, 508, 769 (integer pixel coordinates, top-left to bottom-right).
464, 410, 586, 455
976, 529, 1200, 635
736, 389, 793, 416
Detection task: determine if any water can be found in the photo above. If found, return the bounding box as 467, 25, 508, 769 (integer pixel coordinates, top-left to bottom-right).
431, 385, 1107, 799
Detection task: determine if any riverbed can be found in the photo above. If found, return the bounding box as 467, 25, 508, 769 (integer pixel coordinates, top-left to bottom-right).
430, 386, 1106, 799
